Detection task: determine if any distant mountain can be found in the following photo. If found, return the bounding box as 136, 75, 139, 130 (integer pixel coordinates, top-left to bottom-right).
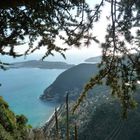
10, 60, 75, 69
40, 63, 108, 102
85, 56, 101, 63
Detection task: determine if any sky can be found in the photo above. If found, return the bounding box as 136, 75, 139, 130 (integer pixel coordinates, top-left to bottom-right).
1, 0, 111, 63
43, 0, 110, 61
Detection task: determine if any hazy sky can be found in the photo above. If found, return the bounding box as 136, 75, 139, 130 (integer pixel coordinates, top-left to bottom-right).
45, 0, 110, 60
40, 0, 110, 58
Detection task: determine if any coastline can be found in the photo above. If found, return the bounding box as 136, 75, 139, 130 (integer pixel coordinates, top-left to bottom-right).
42, 104, 64, 133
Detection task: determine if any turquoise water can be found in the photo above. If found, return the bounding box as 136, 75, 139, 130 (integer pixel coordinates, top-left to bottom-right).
0, 68, 64, 127
0, 53, 100, 127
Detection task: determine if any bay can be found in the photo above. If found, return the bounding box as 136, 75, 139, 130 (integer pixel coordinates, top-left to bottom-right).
0, 52, 100, 127
0, 68, 64, 127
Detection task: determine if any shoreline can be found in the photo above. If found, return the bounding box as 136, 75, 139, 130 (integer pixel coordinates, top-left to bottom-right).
42, 104, 64, 132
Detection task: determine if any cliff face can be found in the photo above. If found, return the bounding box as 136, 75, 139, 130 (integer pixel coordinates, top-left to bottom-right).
40, 63, 100, 102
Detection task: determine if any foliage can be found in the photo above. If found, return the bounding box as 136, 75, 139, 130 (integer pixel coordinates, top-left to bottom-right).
0, 0, 140, 118
0, 96, 30, 140
16, 115, 28, 126
73, 0, 140, 117
52, 86, 140, 140
0, 0, 94, 59
78, 91, 140, 140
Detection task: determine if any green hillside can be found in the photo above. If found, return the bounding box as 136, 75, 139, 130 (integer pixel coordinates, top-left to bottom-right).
0, 96, 30, 140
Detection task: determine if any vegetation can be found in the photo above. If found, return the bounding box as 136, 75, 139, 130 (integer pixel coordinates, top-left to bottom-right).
43, 86, 140, 140
0, 0, 92, 59
0, 0, 140, 139
78, 88, 140, 140
0, 0, 140, 116
0, 96, 30, 140
42, 93, 80, 140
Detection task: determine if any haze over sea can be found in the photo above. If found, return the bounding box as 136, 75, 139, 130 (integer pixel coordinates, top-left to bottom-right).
0, 51, 101, 127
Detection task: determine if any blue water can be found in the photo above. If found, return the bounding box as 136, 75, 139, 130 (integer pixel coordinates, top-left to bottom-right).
0, 51, 101, 128
0, 68, 64, 127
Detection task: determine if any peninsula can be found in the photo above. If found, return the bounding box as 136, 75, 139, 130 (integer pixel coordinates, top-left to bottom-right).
40, 63, 108, 102
10, 60, 75, 69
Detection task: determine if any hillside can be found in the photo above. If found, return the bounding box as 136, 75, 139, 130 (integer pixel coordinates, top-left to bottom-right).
41, 87, 140, 140
79, 105, 140, 140
0, 96, 30, 139
10, 60, 75, 69
40, 63, 108, 102
40, 61, 140, 140
78, 87, 140, 140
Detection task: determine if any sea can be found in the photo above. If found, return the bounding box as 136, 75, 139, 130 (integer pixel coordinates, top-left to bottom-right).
0, 52, 100, 127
